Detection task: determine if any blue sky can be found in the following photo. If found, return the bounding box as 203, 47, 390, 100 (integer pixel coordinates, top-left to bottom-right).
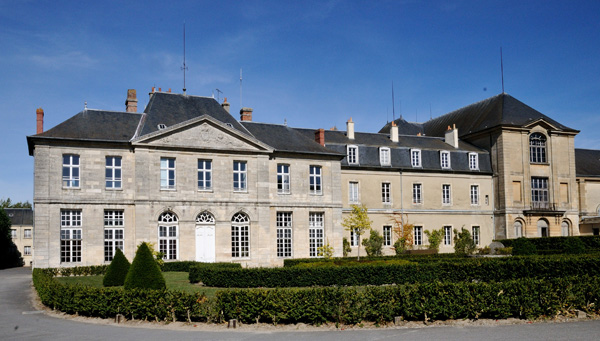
1, 0, 599, 203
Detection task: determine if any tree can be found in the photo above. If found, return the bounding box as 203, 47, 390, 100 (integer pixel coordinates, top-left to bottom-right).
342, 237, 351, 257
453, 228, 477, 255
103, 248, 131, 287
124, 242, 166, 290
342, 204, 372, 260
390, 213, 413, 255
362, 229, 383, 256
424, 228, 444, 251
317, 239, 334, 259
0, 208, 24, 269
0, 198, 32, 209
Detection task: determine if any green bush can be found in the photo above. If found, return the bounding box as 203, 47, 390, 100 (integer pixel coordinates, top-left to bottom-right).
188, 263, 242, 284
283, 253, 466, 267
124, 242, 166, 290
454, 229, 477, 255
563, 238, 587, 254
424, 228, 444, 251
362, 229, 383, 256
512, 238, 538, 255
103, 248, 130, 287
499, 236, 600, 254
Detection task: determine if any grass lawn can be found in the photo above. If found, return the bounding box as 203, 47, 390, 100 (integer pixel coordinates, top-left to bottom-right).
56, 272, 222, 298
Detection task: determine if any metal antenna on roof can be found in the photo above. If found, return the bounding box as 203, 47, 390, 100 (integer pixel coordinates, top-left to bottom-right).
392, 81, 396, 122
215, 88, 222, 102
429, 103, 432, 120
240, 68, 243, 108
181, 22, 188, 95
500, 47, 505, 94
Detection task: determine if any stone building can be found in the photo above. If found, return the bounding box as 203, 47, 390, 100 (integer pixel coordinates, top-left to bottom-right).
5, 208, 33, 266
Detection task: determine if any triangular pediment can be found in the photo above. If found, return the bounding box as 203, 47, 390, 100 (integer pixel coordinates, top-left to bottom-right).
133, 115, 272, 152
523, 119, 560, 131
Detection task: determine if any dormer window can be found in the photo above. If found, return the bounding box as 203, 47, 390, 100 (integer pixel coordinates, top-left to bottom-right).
469, 153, 479, 170
226, 123, 234, 128
157, 124, 167, 130
440, 151, 451, 169
347, 145, 359, 165
529, 133, 547, 163
379, 147, 391, 166
411, 149, 421, 168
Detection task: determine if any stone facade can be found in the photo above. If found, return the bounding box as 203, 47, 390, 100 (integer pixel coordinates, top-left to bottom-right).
5, 208, 33, 266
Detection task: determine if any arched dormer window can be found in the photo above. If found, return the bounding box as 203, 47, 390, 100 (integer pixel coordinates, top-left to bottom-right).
529, 133, 547, 163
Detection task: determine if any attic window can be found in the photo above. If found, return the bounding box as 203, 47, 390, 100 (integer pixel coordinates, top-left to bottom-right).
157, 124, 167, 130
226, 123, 234, 128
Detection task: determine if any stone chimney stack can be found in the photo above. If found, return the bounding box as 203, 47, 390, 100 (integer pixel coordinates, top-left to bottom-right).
390, 121, 398, 143
315, 128, 325, 146
36, 107, 44, 134
221, 97, 230, 113
240, 107, 253, 121
125, 89, 138, 113
346, 117, 355, 140
445, 124, 459, 148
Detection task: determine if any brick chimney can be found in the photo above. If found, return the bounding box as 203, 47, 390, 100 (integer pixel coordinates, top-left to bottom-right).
390, 121, 398, 143
346, 117, 355, 140
315, 128, 325, 146
240, 107, 253, 121
36, 107, 44, 134
221, 97, 230, 113
445, 124, 459, 148
125, 89, 138, 113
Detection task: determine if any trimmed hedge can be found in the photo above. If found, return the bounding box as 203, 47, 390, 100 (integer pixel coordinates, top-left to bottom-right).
283, 253, 467, 267
499, 236, 600, 254
187, 262, 243, 283
103, 248, 130, 287
191, 255, 600, 288
39, 265, 108, 277
124, 242, 165, 290
162, 261, 241, 273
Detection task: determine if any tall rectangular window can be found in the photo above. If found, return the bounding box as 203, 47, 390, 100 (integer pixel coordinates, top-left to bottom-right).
104, 210, 124, 262
231, 220, 249, 258
10, 229, 16, 239
277, 164, 290, 194
159, 225, 178, 260
309, 166, 322, 194
276, 212, 292, 258
350, 228, 359, 246
442, 184, 451, 205
443, 226, 452, 246
380, 147, 391, 166
24, 246, 31, 256
309, 213, 324, 257
412, 183, 422, 204
62, 154, 80, 188
382, 182, 391, 204
529, 133, 547, 163
411, 149, 421, 167
472, 226, 480, 245
469, 153, 479, 170
383, 226, 392, 246
233, 161, 247, 191
160, 157, 176, 190
24, 229, 32, 239
470, 185, 479, 205
349, 181, 359, 203
197, 159, 212, 190
440, 151, 450, 169
60, 210, 82, 263
531, 177, 549, 208
347, 145, 358, 165
105, 156, 122, 189
414, 226, 423, 246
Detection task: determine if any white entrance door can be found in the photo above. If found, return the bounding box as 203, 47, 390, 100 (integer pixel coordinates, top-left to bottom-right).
195, 225, 215, 262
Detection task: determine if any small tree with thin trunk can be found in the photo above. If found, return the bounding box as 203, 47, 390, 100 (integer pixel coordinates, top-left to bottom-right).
342, 204, 372, 260
390, 213, 413, 255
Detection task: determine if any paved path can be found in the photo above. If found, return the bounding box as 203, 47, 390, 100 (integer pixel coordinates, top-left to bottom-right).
2, 267, 600, 340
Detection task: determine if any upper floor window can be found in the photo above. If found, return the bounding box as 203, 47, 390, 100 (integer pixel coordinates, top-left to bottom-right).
277, 164, 290, 194
347, 145, 359, 165
380, 147, 391, 166
411, 149, 421, 167
382, 182, 391, 204
349, 181, 359, 203
309, 166, 322, 195
529, 133, 547, 163
160, 157, 176, 190
412, 183, 422, 204
197, 159, 212, 190
470, 185, 479, 205
440, 151, 451, 169
105, 156, 122, 189
233, 161, 247, 192
468, 153, 479, 170
531, 177, 549, 208
62, 154, 80, 188
24, 229, 32, 238
10, 229, 16, 239
442, 184, 451, 205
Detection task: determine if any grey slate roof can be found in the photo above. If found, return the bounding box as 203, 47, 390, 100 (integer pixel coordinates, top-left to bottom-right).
378, 118, 424, 135
4, 208, 33, 226
576, 149, 600, 177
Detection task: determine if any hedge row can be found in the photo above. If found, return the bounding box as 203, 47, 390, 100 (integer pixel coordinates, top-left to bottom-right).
191, 255, 600, 287
161, 261, 240, 272
216, 275, 600, 324
499, 236, 600, 252
38, 265, 108, 277
283, 253, 467, 267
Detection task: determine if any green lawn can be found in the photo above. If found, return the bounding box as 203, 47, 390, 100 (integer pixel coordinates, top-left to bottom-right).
56, 272, 222, 298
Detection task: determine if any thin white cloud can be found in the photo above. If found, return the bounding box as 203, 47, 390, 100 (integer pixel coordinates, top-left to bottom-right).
29, 50, 98, 69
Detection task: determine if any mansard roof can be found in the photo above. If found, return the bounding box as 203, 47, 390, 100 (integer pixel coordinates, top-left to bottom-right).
4, 208, 33, 226
576, 149, 600, 178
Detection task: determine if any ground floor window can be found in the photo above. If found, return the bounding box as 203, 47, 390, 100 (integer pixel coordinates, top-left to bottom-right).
383, 225, 392, 246
472, 226, 480, 245
61, 210, 82, 263
158, 211, 178, 260
104, 210, 124, 261
443, 226, 452, 246
414, 226, 423, 246
277, 212, 292, 258
309, 213, 324, 257
232, 212, 250, 258
350, 228, 359, 246
24, 245, 31, 256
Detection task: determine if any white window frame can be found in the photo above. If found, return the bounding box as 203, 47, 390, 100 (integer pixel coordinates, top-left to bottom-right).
469, 153, 479, 170
470, 185, 480, 205
309, 212, 324, 257
383, 225, 392, 246
379, 147, 391, 166
414, 226, 423, 246
10, 229, 17, 239
233, 161, 247, 192
412, 183, 422, 204
276, 212, 292, 258
531, 177, 549, 208
440, 151, 451, 169
472, 226, 480, 245
62, 154, 80, 188
160, 157, 176, 190
197, 159, 212, 191
24, 229, 32, 239
158, 212, 178, 260
347, 145, 359, 165
24, 246, 31, 256
443, 226, 452, 246
104, 210, 124, 262
105, 156, 122, 189
60, 210, 82, 263
442, 184, 451, 205
350, 228, 359, 247
277, 164, 291, 194
349, 181, 359, 203
411, 149, 422, 168
381, 182, 391, 204
309, 165, 322, 195
529, 133, 547, 163
231, 212, 250, 258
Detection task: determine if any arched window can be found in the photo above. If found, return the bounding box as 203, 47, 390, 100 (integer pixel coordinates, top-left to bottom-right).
561, 220, 571, 236
196, 211, 215, 224
514, 220, 523, 238
529, 133, 547, 163
158, 211, 178, 260
537, 219, 549, 237
231, 212, 249, 258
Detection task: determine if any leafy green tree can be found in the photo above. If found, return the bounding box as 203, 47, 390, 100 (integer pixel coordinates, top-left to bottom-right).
0, 208, 24, 269
342, 237, 352, 257
342, 204, 372, 260
317, 239, 334, 259
124, 242, 166, 290
453, 228, 477, 255
362, 229, 383, 256
424, 228, 444, 251
390, 213, 413, 255
103, 248, 131, 287
0, 198, 32, 208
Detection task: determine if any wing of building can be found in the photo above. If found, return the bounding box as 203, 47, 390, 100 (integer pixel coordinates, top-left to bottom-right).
26, 89, 599, 268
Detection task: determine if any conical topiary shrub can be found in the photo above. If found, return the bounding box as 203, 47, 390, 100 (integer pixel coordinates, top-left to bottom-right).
123, 242, 166, 290
103, 248, 130, 287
